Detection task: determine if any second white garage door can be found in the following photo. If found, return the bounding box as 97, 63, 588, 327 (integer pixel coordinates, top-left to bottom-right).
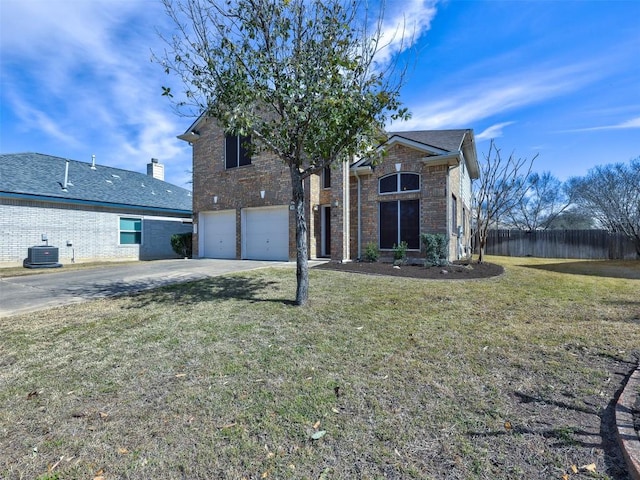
199, 210, 236, 259
242, 206, 289, 261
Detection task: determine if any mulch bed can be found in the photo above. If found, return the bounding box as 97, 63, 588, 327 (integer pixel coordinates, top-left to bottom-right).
313, 259, 504, 279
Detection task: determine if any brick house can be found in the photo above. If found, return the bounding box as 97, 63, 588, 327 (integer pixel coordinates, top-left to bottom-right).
0, 153, 192, 265
179, 116, 479, 262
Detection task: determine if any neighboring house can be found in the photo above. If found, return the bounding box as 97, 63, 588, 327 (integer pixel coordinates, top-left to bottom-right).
179, 116, 479, 262
0, 153, 193, 265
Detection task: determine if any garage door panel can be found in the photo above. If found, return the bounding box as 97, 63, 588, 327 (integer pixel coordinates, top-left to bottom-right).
243, 206, 289, 261
200, 210, 236, 259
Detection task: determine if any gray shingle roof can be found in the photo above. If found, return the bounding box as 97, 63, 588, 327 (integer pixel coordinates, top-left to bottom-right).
0, 153, 192, 214
387, 129, 469, 152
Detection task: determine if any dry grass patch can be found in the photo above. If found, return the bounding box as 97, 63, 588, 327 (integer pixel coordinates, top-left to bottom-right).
1, 256, 638, 479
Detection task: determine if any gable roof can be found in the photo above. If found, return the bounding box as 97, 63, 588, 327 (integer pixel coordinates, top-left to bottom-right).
0, 153, 192, 215
351, 129, 480, 179
388, 129, 471, 153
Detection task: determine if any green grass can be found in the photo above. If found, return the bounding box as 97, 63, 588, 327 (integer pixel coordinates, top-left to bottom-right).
1, 256, 638, 479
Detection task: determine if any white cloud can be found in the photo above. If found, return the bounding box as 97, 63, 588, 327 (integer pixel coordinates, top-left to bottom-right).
375, 0, 439, 65
565, 116, 640, 132
391, 61, 603, 131
476, 122, 515, 141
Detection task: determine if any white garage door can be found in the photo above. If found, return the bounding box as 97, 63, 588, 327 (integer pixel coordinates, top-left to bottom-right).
199, 210, 236, 259
243, 206, 289, 261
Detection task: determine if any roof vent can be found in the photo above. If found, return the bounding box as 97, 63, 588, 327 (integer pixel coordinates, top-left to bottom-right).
62, 160, 70, 191
91, 154, 97, 170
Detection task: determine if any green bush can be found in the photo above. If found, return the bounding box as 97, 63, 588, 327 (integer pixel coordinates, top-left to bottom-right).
171, 232, 193, 258
421, 233, 448, 266
392, 241, 408, 265
363, 242, 379, 262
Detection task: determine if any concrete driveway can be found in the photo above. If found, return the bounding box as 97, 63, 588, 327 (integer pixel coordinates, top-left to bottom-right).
0, 259, 294, 318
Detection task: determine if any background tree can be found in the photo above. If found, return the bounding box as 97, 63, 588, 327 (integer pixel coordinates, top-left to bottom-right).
566, 157, 640, 257
472, 140, 536, 262
505, 171, 570, 230
545, 209, 595, 230
158, 0, 409, 305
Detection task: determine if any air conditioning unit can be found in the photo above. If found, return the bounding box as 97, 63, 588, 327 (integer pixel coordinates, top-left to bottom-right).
24, 246, 62, 269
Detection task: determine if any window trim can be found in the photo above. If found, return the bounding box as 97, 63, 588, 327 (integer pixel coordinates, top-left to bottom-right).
119, 216, 142, 245
378, 172, 420, 195
378, 199, 420, 250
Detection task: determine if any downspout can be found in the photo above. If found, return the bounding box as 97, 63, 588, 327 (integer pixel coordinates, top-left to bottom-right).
446, 165, 452, 261
354, 168, 362, 260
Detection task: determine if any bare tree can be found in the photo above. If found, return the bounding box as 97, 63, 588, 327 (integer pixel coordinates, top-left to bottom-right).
506, 171, 571, 230
157, 0, 409, 305
472, 140, 536, 262
567, 157, 640, 257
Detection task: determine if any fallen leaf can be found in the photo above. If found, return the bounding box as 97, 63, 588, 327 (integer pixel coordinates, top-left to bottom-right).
311, 430, 326, 440
94, 477, 105, 480
117, 447, 129, 455
571, 464, 578, 473
504, 421, 512, 431
261, 471, 269, 478
175, 373, 186, 378
95, 469, 104, 475
562, 475, 569, 480
580, 463, 596, 473
331, 408, 340, 414
99, 412, 109, 419
313, 420, 321, 429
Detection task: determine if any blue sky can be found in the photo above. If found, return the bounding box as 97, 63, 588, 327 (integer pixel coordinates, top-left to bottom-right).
1, 0, 639, 188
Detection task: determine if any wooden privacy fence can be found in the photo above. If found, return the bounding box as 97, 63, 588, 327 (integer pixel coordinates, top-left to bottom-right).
483, 229, 638, 259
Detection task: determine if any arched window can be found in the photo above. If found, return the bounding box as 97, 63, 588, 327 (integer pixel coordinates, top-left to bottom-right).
379, 172, 420, 194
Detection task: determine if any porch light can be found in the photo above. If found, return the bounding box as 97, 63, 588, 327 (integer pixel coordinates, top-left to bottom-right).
395, 163, 402, 172
213, 195, 218, 204
260, 190, 266, 199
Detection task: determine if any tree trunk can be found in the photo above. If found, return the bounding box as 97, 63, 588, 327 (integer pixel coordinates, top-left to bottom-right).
477, 232, 486, 263
290, 167, 309, 306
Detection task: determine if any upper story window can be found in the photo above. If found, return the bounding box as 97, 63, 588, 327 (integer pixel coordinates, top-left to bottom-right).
379, 172, 420, 194
322, 165, 331, 189
225, 134, 252, 169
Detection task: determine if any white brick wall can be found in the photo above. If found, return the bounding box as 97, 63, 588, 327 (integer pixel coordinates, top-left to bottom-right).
0, 200, 192, 264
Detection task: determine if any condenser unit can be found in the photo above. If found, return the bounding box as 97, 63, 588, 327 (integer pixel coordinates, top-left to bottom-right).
24, 246, 62, 269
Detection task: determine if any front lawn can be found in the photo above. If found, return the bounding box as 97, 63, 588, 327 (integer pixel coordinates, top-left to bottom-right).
1, 256, 638, 479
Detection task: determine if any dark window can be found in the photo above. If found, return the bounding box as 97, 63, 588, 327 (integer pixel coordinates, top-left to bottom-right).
379, 175, 397, 194
400, 173, 420, 191
225, 134, 251, 169
379, 199, 420, 249
379, 172, 420, 194
452, 194, 458, 234
322, 166, 331, 189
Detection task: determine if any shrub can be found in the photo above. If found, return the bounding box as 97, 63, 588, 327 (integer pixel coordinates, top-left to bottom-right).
421, 233, 448, 266
363, 242, 379, 262
171, 232, 193, 258
392, 241, 408, 265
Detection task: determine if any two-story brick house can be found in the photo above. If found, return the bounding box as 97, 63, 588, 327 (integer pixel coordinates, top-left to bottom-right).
179, 116, 479, 262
